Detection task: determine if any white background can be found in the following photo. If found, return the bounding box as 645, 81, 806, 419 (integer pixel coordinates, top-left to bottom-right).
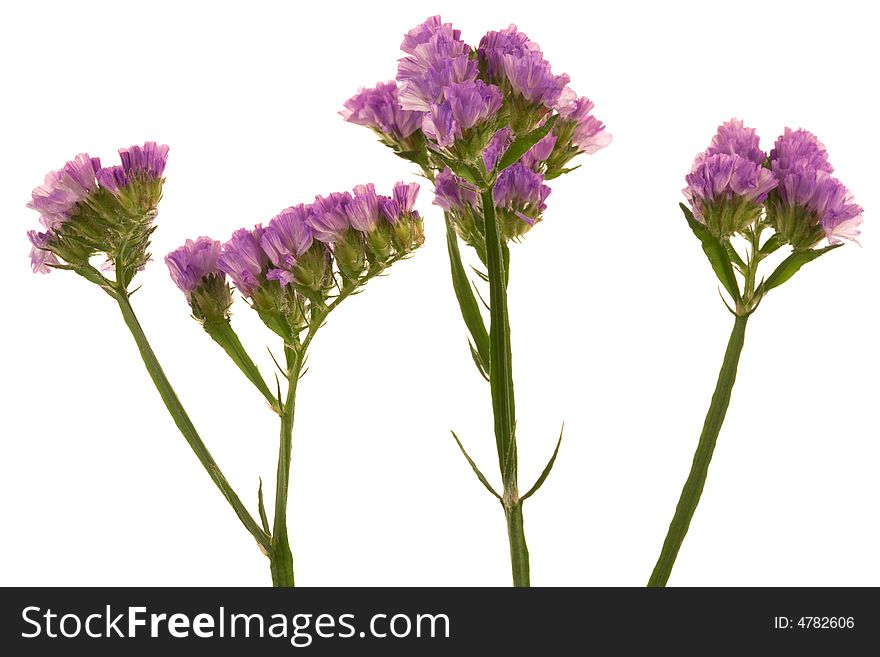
1, 0, 877, 587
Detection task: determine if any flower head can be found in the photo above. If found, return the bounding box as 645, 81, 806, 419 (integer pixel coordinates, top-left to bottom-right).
27, 230, 60, 273
494, 163, 551, 221
499, 51, 569, 109
27, 153, 101, 229
340, 81, 424, 140
769, 128, 833, 177
684, 153, 778, 235
397, 17, 476, 112
706, 119, 765, 165
482, 127, 514, 171
767, 128, 861, 247
97, 142, 169, 194
308, 192, 353, 243
217, 226, 267, 298
165, 237, 222, 300
478, 25, 543, 81
433, 168, 478, 212
261, 205, 315, 271
422, 80, 503, 147
345, 184, 381, 232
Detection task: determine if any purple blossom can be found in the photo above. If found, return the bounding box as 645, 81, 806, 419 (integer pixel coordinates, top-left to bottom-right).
483, 127, 514, 170
499, 51, 569, 109
706, 119, 765, 165
260, 205, 315, 286
520, 132, 557, 169
217, 226, 267, 298
493, 163, 551, 224
308, 192, 353, 243
27, 230, 59, 273
684, 153, 778, 221
345, 184, 381, 232
433, 167, 478, 211
777, 168, 862, 245
340, 81, 424, 140
769, 128, 834, 177
165, 237, 222, 300
422, 80, 503, 146
557, 95, 611, 155
27, 153, 102, 229
98, 142, 170, 193
397, 17, 476, 111
380, 182, 421, 224
478, 25, 543, 81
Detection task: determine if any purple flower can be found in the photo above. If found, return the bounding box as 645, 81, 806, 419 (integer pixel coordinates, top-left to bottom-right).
557, 95, 611, 155
308, 192, 353, 243
483, 127, 514, 170
769, 128, 834, 177
97, 142, 170, 193
165, 237, 222, 300
397, 17, 476, 111
478, 25, 543, 81
493, 163, 551, 224
499, 51, 569, 109
340, 81, 424, 140
380, 182, 421, 224
401, 15, 461, 54
520, 132, 557, 169
217, 226, 267, 298
345, 184, 381, 232
422, 80, 503, 146
433, 167, 478, 211
27, 153, 102, 229
27, 230, 59, 273
777, 169, 863, 245
706, 119, 765, 165
260, 205, 315, 286
684, 153, 778, 222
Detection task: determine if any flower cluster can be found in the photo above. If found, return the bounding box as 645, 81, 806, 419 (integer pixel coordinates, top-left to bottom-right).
684, 120, 862, 248
343, 15, 610, 249
167, 182, 423, 339
27, 142, 169, 287
768, 129, 863, 248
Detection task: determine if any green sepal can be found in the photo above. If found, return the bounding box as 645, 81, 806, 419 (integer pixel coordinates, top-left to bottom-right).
429, 148, 482, 186
761, 243, 842, 293
496, 114, 559, 173
521, 424, 564, 501
760, 233, 788, 256
544, 164, 581, 181
680, 203, 742, 303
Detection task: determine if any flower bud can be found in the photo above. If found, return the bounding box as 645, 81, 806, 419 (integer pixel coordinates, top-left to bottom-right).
165, 237, 231, 323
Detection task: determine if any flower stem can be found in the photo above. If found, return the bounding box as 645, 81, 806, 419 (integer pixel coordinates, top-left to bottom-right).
480, 187, 529, 587
269, 344, 301, 587
114, 292, 270, 553
648, 314, 748, 587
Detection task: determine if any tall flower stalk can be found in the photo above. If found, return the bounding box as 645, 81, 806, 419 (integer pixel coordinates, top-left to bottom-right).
27, 147, 424, 585
344, 16, 610, 586
648, 120, 863, 587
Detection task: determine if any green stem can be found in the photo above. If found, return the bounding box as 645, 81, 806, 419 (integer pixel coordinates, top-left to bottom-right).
504, 499, 530, 587
114, 292, 270, 553
480, 187, 528, 587
270, 344, 300, 587
648, 314, 748, 587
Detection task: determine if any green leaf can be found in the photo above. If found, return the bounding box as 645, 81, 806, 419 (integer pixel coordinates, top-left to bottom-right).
680, 204, 741, 303
723, 239, 746, 272
521, 424, 564, 501
430, 148, 482, 186
468, 340, 489, 382
395, 148, 429, 170
760, 233, 787, 256
204, 319, 279, 411
445, 216, 489, 367
762, 244, 842, 293
450, 431, 501, 500
497, 115, 559, 172
257, 478, 271, 535
544, 164, 581, 181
